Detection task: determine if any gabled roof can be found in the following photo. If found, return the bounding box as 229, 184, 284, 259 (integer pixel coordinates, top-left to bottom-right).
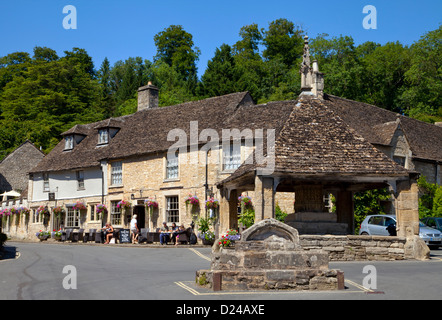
29, 92, 256, 173
323, 94, 442, 162
220, 94, 409, 186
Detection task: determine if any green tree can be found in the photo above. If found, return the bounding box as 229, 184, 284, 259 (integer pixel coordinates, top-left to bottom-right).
153, 25, 200, 90
200, 44, 238, 97
354, 188, 392, 233
400, 26, 442, 122
0, 47, 104, 154
262, 18, 303, 66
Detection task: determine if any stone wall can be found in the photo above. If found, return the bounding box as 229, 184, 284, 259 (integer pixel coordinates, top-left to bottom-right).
300, 234, 407, 261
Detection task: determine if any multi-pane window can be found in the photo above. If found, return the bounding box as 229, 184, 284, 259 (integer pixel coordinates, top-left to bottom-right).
223, 143, 241, 171
110, 200, 121, 225
76, 170, 85, 190
98, 129, 109, 145
66, 207, 80, 228
111, 161, 122, 186
90, 204, 96, 221
166, 196, 179, 223
43, 173, 50, 192
166, 151, 179, 179
64, 135, 74, 150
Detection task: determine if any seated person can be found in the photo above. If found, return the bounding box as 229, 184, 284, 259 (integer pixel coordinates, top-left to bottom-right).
170, 222, 178, 244
175, 224, 187, 246
159, 222, 170, 245
103, 223, 114, 244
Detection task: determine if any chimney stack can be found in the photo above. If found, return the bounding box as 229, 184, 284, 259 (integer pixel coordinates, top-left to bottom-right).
137, 81, 159, 111
300, 36, 324, 99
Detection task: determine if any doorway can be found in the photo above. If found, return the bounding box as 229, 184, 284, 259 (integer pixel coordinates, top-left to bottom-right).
133, 205, 146, 229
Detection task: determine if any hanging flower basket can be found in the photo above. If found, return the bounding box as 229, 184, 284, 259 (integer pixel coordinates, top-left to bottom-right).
17, 206, 30, 218
144, 198, 158, 217
185, 194, 199, 208
73, 201, 86, 211
36, 205, 50, 217
117, 200, 131, 210
205, 197, 219, 209
53, 206, 66, 219
96, 204, 107, 214
238, 195, 253, 209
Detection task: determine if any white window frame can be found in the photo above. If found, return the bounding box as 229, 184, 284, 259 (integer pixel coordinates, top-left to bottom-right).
76, 170, 85, 190
43, 173, 50, 192
166, 151, 179, 180
110, 200, 121, 225
111, 161, 122, 186
64, 135, 74, 150
166, 196, 179, 223
223, 142, 241, 171
98, 129, 109, 145
66, 207, 80, 228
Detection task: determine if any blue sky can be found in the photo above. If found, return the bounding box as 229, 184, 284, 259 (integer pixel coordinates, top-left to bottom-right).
1, 0, 441, 77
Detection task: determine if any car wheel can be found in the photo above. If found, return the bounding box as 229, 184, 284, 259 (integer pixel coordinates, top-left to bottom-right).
360, 232, 369, 235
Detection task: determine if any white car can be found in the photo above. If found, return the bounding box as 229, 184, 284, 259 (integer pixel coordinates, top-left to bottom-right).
359, 215, 442, 248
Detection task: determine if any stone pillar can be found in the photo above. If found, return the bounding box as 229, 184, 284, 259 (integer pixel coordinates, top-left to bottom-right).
219, 188, 238, 234
395, 177, 429, 260
395, 179, 419, 238
336, 190, 354, 234
254, 175, 275, 222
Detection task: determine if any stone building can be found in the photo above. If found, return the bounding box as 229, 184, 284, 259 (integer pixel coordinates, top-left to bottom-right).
8, 37, 441, 253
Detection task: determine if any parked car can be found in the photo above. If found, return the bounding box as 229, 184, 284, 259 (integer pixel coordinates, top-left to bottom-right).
420, 217, 442, 233
359, 215, 442, 249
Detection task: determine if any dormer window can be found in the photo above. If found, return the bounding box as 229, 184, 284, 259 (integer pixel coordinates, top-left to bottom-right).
64, 135, 74, 150
98, 129, 109, 145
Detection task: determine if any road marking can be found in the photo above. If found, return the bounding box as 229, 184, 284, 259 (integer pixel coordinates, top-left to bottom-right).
189, 248, 211, 262
345, 279, 374, 293
175, 281, 367, 296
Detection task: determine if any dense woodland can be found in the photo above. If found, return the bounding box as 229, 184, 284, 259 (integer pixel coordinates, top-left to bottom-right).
0, 20, 441, 159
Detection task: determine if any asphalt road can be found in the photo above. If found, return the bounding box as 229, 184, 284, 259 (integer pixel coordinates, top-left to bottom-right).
1, 241, 442, 302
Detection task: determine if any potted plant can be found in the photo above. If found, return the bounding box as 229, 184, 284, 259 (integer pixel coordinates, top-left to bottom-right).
52, 229, 62, 241
36, 230, 50, 241
219, 229, 240, 248
197, 216, 215, 245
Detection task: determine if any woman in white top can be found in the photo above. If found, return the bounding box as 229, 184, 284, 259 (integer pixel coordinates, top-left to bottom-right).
130, 215, 139, 244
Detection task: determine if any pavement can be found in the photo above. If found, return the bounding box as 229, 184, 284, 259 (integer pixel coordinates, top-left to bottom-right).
1, 241, 442, 303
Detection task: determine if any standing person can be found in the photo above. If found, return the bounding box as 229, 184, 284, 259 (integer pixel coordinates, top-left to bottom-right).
130, 215, 139, 244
